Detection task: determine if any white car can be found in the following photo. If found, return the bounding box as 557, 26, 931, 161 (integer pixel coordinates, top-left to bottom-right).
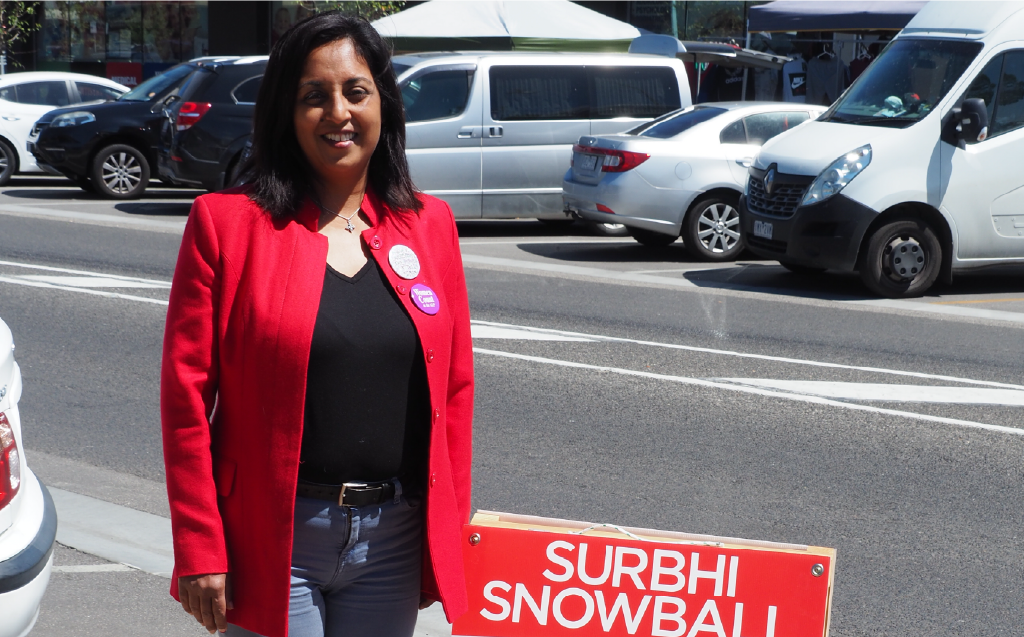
0, 317, 56, 637
563, 102, 825, 261
0, 72, 127, 185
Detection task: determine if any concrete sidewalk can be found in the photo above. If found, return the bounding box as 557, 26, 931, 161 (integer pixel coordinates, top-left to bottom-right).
29, 450, 454, 637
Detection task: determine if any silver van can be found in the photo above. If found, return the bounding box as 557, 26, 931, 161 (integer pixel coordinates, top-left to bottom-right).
392, 52, 692, 220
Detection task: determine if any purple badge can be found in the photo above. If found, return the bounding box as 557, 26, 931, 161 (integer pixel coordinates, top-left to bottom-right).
410, 284, 440, 315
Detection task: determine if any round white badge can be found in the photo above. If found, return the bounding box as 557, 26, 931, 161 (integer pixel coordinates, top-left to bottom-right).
388, 244, 421, 280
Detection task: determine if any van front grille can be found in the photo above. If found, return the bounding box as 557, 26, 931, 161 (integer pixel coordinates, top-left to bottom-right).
747, 176, 807, 219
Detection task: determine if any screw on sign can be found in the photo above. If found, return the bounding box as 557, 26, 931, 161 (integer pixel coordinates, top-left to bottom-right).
453, 511, 835, 637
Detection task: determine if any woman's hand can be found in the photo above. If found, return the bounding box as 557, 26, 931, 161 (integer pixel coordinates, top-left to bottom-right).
178, 573, 233, 634
418, 594, 436, 610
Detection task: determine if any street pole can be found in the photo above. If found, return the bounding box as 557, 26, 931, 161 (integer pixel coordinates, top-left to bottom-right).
670, 1, 678, 40
741, 20, 751, 101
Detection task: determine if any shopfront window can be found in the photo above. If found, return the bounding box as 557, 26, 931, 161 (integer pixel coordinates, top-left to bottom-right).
39, 2, 208, 79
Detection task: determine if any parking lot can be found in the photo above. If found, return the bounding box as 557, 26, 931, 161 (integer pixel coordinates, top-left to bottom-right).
2, 173, 1024, 635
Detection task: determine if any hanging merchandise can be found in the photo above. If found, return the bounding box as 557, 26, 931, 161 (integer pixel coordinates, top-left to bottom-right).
806, 45, 849, 106
754, 67, 779, 100
782, 54, 807, 102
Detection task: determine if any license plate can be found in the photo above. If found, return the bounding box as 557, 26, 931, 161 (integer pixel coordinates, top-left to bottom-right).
753, 220, 774, 240
580, 154, 599, 171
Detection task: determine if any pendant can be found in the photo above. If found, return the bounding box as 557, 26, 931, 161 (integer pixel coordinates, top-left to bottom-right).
345, 220, 355, 232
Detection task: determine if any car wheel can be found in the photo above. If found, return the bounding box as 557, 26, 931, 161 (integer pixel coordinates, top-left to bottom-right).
91, 144, 150, 199
859, 218, 941, 298
683, 195, 744, 262
590, 221, 630, 237
780, 261, 826, 275
627, 226, 677, 246
0, 138, 16, 186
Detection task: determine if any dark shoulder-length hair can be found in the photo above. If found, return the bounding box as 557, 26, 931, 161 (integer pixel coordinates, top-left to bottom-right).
241, 12, 420, 218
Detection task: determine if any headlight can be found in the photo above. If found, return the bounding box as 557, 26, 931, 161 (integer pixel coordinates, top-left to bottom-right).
51, 111, 96, 127
802, 145, 871, 206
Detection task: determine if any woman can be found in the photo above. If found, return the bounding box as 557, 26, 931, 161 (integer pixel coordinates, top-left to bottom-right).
161, 13, 473, 637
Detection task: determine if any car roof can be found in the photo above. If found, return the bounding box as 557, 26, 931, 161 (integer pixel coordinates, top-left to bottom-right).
393, 50, 679, 69
0, 71, 128, 90
190, 55, 268, 68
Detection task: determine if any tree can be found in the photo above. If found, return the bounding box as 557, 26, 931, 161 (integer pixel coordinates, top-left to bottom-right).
0, 1, 41, 74
296, 1, 406, 23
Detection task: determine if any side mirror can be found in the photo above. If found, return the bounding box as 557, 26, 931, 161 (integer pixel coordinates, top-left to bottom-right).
959, 97, 989, 143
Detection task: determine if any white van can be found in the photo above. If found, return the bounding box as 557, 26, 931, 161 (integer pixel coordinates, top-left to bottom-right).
392, 52, 691, 221
741, 1, 1024, 298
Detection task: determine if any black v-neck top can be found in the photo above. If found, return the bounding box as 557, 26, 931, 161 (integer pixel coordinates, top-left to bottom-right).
299, 257, 429, 486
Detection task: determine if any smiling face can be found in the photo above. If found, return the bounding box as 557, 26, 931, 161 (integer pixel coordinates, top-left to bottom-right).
293, 38, 382, 192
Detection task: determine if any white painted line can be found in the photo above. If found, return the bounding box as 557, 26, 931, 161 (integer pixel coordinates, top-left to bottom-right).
16, 275, 170, 289
0, 259, 172, 285
52, 564, 135, 573
470, 320, 1024, 391
473, 347, 1024, 437
0, 275, 170, 306
0, 203, 187, 230
49, 488, 174, 578
461, 255, 1024, 325
471, 324, 594, 342
716, 379, 1024, 406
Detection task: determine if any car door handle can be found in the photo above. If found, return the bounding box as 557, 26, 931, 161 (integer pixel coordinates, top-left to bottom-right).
487, 126, 503, 138
457, 126, 482, 139
735, 157, 753, 167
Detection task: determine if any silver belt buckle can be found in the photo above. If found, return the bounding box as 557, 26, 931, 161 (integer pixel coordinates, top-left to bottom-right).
338, 482, 367, 507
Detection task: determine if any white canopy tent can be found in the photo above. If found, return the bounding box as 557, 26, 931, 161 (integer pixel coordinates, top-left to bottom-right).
372, 0, 641, 53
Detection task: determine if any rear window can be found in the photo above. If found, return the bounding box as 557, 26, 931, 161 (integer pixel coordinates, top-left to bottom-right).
589, 66, 680, 119
633, 106, 726, 138
490, 64, 681, 122
119, 63, 196, 101
490, 66, 588, 121
232, 76, 262, 104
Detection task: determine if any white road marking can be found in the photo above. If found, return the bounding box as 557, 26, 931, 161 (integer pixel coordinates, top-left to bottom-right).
717, 379, 1024, 406
0, 275, 169, 306
474, 347, 1024, 437
471, 324, 594, 341
471, 320, 1024, 391
461, 254, 1024, 325
0, 203, 187, 231
16, 275, 169, 289
0, 259, 171, 285
52, 564, 135, 573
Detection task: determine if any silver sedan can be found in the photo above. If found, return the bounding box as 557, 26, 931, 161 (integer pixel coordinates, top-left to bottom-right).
562, 102, 825, 261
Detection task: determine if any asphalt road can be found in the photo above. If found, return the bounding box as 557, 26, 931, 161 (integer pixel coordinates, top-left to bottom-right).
3, 176, 1024, 636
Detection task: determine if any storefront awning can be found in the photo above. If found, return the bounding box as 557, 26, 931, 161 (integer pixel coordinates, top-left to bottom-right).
748, 0, 927, 33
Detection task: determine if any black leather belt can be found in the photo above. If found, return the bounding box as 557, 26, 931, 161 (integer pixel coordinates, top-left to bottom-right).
296, 479, 399, 507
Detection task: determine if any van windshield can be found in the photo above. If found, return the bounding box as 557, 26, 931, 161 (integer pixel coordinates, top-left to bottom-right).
629, 106, 727, 138
822, 39, 982, 128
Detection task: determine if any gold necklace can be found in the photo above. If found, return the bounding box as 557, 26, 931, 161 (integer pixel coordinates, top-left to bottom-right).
312, 197, 360, 233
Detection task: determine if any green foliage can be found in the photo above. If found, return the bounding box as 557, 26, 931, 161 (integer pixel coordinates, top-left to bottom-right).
0, 1, 41, 68
293, 1, 407, 22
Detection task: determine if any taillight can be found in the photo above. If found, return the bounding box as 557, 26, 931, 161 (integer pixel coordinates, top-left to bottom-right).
0, 412, 20, 510
573, 144, 650, 173
176, 102, 213, 131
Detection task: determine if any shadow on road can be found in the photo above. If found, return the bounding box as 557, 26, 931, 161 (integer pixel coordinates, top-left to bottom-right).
456, 219, 618, 238
114, 202, 193, 217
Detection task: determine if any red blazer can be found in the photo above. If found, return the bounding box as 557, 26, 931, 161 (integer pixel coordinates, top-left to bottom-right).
161, 187, 474, 637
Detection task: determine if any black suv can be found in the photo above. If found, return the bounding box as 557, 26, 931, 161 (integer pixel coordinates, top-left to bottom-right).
28, 58, 241, 199
157, 57, 266, 192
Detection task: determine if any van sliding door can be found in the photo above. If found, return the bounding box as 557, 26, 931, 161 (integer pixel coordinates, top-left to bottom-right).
482, 65, 589, 219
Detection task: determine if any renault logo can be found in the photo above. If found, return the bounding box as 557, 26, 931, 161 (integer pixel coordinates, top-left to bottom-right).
763, 168, 776, 195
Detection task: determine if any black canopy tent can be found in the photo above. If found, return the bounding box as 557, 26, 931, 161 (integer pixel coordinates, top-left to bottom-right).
747, 1, 927, 33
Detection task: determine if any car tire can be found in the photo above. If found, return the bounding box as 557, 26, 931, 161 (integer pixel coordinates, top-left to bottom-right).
780, 261, 826, 275
0, 138, 16, 186
91, 144, 150, 199
859, 218, 941, 298
590, 221, 630, 237
627, 226, 677, 247
683, 195, 745, 262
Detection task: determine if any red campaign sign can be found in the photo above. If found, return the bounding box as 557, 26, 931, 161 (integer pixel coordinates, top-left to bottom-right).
453, 515, 834, 637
